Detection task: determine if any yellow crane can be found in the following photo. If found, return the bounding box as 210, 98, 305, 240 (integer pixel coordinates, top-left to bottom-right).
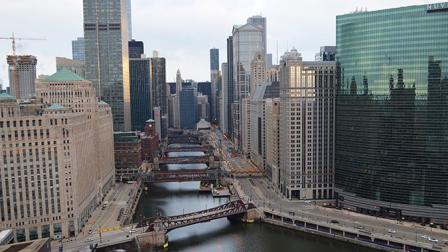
0, 33, 45, 98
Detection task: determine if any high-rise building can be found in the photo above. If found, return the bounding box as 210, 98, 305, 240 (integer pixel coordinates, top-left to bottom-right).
247, 15, 267, 57
197, 81, 212, 122
179, 86, 198, 129
248, 82, 279, 171
129, 57, 151, 131
127, 0, 132, 39
335, 3, 448, 224
197, 93, 210, 121
279, 49, 335, 200
220, 63, 229, 134
83, 0, 131, 131
56, 57, 85, 78
265, 98, 280, 188
250, 52, 266, 95
232, 19, 265, 148
71, 37, 85, 61
210, 48, 219, 72
267, 65, 280, 82
128, 39, 144, 59
1, 69, 115, 241
226, 36, 234, 137
266, 53, 273, 69
7, 55, 37, 99
315, 46, 336, 61
150, 53, 167, 138
210, 48, 219, 122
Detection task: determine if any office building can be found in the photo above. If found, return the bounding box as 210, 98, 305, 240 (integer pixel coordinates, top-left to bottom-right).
179, 86, 198, 129
226, 36, 234, 137
220, 63, 229, 134
153, 107, 162, 141
266, 53, 273, 69
232, 19, 265, 147
140, 119, 159, 162
150, 53, 167, 138
83, 0, 131, 131
71, 37, 85, 61
0, 70, 115, 241
267, 65, 280, 82
197, 94, 210, 121
197, 81, 212, 119
210, 48, 219, 122
250, 52, 266, 95
114, 132, 142, 181
129, 57, 151, 131
7, 55, 37, 99
56, 57, 85, 78
279, 49, 335, 200
247, 15, 267, 57
315, 46, 336, 61
248, 82, 279, 171
127, 0, 132, 39
128, 39, 144, 59
265, 98, 280, 187
335, 3, 448, 224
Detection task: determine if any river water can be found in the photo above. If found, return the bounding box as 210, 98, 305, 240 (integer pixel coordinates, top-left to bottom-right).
133, 148, 377, 252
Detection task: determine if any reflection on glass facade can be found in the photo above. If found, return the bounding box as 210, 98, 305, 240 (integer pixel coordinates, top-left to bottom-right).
232, 23, 264, 146
335, 4, 448, 223
83, 0, 131, 131
130, 58, 151, 131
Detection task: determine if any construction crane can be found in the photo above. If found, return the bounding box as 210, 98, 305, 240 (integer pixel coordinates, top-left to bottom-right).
0, 33, 45, 99
0, 32, 46, 55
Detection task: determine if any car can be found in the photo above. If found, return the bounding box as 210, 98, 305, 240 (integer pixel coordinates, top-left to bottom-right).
129, 229, 137, 234
428, 237, 438, 242
330, 220, 339, 224
387, 229, 396, 234
421, 234, 429, 239
304, 200, 312, 204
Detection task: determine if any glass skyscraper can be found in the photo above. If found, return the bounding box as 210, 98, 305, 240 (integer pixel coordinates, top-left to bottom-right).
83, 0, 131, 131
335, 3, 448, 224
232, 21, 265, 147
180, 86, 198, 129
71, 37, 85, 61
129, 39, 144, 59
130, 57, 151, 131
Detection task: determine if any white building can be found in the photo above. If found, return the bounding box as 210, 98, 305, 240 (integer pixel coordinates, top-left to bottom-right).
0, 69, 115, 241
279, 49, 335, 200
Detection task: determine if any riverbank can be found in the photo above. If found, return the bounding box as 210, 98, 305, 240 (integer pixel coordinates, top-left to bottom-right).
231, 178, 448, 252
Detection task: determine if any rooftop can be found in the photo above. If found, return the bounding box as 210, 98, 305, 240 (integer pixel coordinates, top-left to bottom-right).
0, 93, 16, 102
47, 103, 66, 110
43, 68, 85, 82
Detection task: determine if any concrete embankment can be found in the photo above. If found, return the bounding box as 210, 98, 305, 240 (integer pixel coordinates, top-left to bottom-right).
122, 182, 144, 225
230, 179, 444, 252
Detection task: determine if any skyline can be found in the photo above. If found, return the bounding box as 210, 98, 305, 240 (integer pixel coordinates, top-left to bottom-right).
0, 0, 441, 88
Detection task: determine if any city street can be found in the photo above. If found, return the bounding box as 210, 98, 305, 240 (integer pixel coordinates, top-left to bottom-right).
235, 176, 448, 251
50, 183, 138, 251
206, 126, 448, 250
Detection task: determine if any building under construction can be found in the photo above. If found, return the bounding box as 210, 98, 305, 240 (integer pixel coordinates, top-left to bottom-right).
7, 55, 37, 99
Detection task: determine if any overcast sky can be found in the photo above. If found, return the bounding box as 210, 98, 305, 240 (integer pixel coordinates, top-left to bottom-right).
0, 0, 440, 87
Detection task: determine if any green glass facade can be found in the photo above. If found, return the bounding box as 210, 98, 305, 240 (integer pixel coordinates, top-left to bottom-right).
335, 3, 448, 223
